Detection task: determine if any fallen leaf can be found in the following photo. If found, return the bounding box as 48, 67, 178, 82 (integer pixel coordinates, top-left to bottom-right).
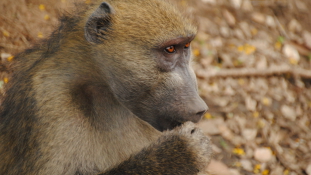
261, 97, 272, 106
282, 44, 300, 64
38, 32, 44, 38
207, 160, 231, 175
262, 169, 270, 175
7, 56, 14, 62
245, 97, 257, 111
252, 12, 265, 24
306, 163, 311, 175
280, 105, 296, 121
39, 4, 45, 11
240, 159, 253, 171
223, 10, 236, 26
44, 14, 50, 20
253, 164, 261, 174
2, 30, 10, 37
254, 147, 273, 162
198, 118, 224, 135
3, 78, 8, 84
233, 148, 245, 156
242, 129, 257, 141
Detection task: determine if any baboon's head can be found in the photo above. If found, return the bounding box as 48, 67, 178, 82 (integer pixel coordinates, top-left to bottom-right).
84, 0, 208, 131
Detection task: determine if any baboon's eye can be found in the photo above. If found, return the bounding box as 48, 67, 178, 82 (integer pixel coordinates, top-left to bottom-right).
184, 42, 190, 48
165, 46, 176, 53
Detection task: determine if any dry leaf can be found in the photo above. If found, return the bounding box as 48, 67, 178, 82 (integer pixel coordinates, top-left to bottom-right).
281, 105, 296, 121
207, 160, 231, 175
254, 147, 273, 162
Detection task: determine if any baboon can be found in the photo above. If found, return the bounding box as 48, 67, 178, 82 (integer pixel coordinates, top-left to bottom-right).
0, 0, 212, 174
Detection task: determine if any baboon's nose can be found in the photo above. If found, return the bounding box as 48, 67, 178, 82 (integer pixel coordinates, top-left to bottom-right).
187, 96, 208, 123
196, 109, 207, 118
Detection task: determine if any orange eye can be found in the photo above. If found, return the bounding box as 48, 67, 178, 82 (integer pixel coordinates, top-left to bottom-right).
185, 42, 190, 48
165, 46, 176, 53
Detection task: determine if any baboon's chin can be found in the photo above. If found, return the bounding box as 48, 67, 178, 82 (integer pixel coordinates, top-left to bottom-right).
153, 118, 183, 132
169, 120, 183, 130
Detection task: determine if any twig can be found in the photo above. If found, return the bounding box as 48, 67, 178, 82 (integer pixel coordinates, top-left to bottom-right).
196, 64, 311, 79
273, 13, 289, 38
0, 43, 21, 49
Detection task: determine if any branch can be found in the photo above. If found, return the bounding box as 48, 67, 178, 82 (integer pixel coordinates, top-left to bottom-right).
196, 64, 311, 79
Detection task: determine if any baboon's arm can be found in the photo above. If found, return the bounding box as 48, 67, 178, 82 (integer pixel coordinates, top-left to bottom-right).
99, 122, 211, 175
100, 136, 198, 175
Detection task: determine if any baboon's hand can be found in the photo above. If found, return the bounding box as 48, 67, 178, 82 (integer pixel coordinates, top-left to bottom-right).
165, 121, 212, 172
100, 122, 212, 175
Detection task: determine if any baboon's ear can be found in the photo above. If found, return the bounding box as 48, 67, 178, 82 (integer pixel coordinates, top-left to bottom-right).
85, 2, 114, 43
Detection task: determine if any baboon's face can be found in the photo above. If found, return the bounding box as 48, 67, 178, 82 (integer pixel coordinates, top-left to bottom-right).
85, 1, 208, 131
129, 36, 208, 131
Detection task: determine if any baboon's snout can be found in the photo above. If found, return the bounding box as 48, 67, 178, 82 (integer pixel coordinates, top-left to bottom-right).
183, 96, 208, 123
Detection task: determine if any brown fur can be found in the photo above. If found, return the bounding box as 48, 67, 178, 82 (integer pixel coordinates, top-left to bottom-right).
0, 0, 212, 174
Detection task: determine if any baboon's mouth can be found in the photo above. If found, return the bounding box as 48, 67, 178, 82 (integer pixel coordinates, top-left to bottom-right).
153, 117, 183, 132
160, 119, 183, 131
170, 120, 183, 129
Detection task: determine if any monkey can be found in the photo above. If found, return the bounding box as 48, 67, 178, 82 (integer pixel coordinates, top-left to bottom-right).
0, 0, 212, 174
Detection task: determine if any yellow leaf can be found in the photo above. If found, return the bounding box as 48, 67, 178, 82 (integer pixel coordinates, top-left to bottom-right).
238, 78, 245, 85
38, 32, 43, 38
289, 58, 298, 65
254, 164, 261, 174
44, 14, 50, 20
3, 78, 9, 84
261, 97, 271, 106
233, 60, 243, 66
232, 148, 245, 155
193, 49, 200, 57
283, 169, 290, 175
204, 113, 212, 119
244, 44, 256, 55
254, 169, 260, 174
262, 169, 269, 175
39, 4, 45, 11
228, 44, 236, 49
85, 0, 92, 4
2, 30, 10, 37
7, 56, 14, 62
237, 45, 244, 52
251, 28, 258, 36
238, 44, 256, 54
181, 0, 187, 6
274, 41, 282, 50
253, 111, 259, 118
257, 119, 265, 128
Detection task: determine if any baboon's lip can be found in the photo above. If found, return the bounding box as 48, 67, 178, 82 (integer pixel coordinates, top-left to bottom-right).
169, 120, 183, 129
154, 116, 186, 131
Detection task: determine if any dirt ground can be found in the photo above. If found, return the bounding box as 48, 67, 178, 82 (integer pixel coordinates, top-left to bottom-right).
1, 0, 311, 175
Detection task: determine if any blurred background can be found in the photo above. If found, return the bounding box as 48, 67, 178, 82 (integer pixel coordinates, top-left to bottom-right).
0, 0, 311, 174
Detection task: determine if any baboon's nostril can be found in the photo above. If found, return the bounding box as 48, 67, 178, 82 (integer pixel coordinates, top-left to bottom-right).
196, 110, 207, 117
